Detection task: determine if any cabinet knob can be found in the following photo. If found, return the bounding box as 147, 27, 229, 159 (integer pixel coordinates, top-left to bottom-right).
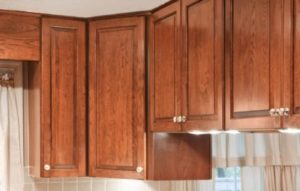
44, 164, 51, 171
173, 116, 178, 123
270, 108, 279, 117
136, 166, 144, 173
282, 108, 290, 116
278, 108, 290, 116
181, 116, 187, 123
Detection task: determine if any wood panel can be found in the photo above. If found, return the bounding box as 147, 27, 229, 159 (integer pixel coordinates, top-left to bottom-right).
283, 0, 300, 128
27, 62, 41, 177
147, 133, 212, 180
149, 2, 182, 132
182, 0, 224, 131
0, 12, 40, 61
225, 0, 284, 131
41, 18, 86, 177
89, 17, 145, 179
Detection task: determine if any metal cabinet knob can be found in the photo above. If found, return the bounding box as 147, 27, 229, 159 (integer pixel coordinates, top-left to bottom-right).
282, 108, 290, 116
270, 108, 279, 117
136, 166, 144, 173
181, 116, 187, 123
44, 164, 51, 171
173, 116, 178, 123
278, 108, 290, 116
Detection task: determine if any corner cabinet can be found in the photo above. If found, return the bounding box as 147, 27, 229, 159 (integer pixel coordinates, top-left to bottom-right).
149, 1, 182, 132
181, 0, 224, 131
29, 17, 86, 177
89, 17, 146, 179
149, 0, 224, 132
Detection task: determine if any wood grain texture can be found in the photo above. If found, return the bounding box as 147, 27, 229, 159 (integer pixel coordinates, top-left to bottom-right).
27, 62, 41, 177
89, 17, 146, 179
147, 133, 212, 180
149, 1, 182, 132
283, 0, 300, 128
0, 12, 40, 61
181, 0, 224, 131
41, 18, 86, 177
225, 0, 284, 131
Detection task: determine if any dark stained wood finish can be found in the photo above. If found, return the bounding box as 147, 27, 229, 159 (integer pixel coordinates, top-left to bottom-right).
0, 11, 40, 61
147, 133, 212, 180
89, 17, 146, 179
149, 2, 182, 132
41, 18, 86, 177
283, 0, 300, 128
225, 0, 285, 131
181, 0, 224, 131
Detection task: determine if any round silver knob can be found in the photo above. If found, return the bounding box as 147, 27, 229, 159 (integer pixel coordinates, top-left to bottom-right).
283, 108, 290, 116
44, 164, 51, 171
173, 116, 177, 123
181, 116, 187, 123
136, 166, 144, 173
270, 108, 279, 117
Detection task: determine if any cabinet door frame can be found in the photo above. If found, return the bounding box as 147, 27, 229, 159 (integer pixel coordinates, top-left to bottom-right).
89, 17, 146, 179
181, 0, 225, 131
41, 18, 86, 177
148, 2, 182, 132
225, 0, 285, 131
283, 0, 300, 128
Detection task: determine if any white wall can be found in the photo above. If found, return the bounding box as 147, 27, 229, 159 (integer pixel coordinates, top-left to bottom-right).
0, 0, 170, 17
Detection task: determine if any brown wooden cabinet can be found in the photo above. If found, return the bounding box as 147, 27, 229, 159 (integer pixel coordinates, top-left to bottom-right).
225, 0, 291, 131
149, 1, 182, 132
147, 133, 212, 180
149, 0, 224, 132
0, 11, 40, 61
89, 17, 146, 179
29, 17, 86, 177
181, 0, 224, 131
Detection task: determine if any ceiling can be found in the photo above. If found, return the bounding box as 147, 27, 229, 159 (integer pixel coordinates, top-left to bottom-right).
0, 0, 170, 17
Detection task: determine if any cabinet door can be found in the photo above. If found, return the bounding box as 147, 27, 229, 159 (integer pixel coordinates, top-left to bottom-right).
225, 0, 284, 131
149, 2, 182, 132
41, 18, 86, 177
89, 17, 146, 179
283, 0, 300, 128
181, 0, 224, 131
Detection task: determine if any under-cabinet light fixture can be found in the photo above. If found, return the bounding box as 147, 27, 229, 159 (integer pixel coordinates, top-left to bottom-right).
225, 130, 240, 135
188, 130, 240, 135
278, 128, 300, 134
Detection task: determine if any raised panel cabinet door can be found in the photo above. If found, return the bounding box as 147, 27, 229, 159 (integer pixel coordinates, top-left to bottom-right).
149, 2, 182, 132
181, 0, 224, 131
0, 11, 40, 61
283, 0, 300, 128
41, 18, 86, 177
225, 0, 285, 131
89, 17, 146, 179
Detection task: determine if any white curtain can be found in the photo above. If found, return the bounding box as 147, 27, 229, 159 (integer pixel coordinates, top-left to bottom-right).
212, 133, 300, 167
0, 85, 24, 191
169, 133, 300, 191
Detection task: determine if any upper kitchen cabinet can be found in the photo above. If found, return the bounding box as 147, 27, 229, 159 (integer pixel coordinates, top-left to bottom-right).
149, 1, 182, 132
181, 0, 224, 131
89, 17, 146, 179
149, 0, 224, 132
283, 0, 300, 128
29, 17, 86, 177
0, 11, 40, 61
225, 0, 291, 131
